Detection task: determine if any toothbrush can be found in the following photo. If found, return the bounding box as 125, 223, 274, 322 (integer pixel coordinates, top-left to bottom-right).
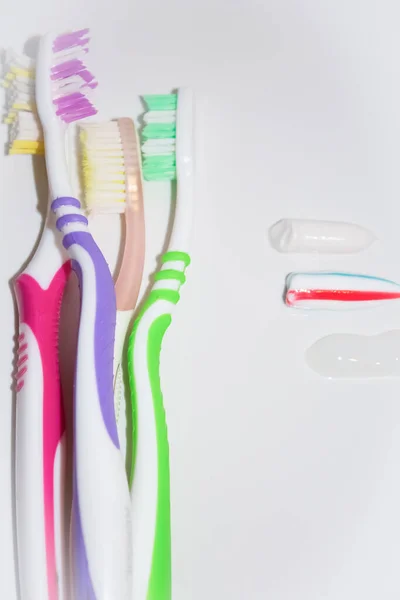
2, 50, 69, 600
36, 29, 132, 599
79, 118, 145, 466
128, 88, 194, 600
286, 271, 400, 310
3, 50, 139, 539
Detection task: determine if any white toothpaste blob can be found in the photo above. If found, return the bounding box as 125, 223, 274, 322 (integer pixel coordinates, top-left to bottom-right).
306, 330, 400, 378
269, 219, 376, 254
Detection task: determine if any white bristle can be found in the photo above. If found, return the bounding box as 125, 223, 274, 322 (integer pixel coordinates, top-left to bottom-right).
10, 121, 41, 136
143, 110, 176, 123
8, 89, 34, 105
80, 122, 130, 214
84, 157, 125, 168
53, 45, 86, 62
15, 110, 37, 122
1, 48, 43, 148
3, 48, 34, 71
9, 111, 42, 142
84, 143, 124, 153
142, 138, 176, 156
11, 121, 41, 136
3, 52, 35, 113
52, 77, 95, 100
5, 77, 34, 92
52, 46, 89, 64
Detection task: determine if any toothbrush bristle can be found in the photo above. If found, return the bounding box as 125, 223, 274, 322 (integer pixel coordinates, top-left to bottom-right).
8, 111, 44, 154
53, 29, 90, 52
1, 49, 43, 154
51, 30, 97, 124
79, 120, 141, 214
141, 94, 177, 181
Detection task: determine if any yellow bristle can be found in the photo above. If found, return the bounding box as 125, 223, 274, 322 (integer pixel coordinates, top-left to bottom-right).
12, 102, 35, 112
11, 66, 34, 79
12, 140, 44, 150
4, 111, 18, 124
9, 140, 44, 155
79, 130, 93, 204
9, 148, 44, 155
79, 126, 130, 211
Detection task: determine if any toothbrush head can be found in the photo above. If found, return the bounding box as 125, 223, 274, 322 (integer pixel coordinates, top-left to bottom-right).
37, 29, 97, 127
79, 118, 145, 312
141, 94, 177, 181
2, 49, 43, 154
79, 118, 143, 214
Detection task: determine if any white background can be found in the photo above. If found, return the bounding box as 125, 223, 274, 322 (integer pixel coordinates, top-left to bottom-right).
1, 1, 400, 599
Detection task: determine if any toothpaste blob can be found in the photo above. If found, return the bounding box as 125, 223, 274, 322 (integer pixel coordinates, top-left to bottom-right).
269, 219, 376, 254
306, 330, 400, 378
286, 272, 400, 310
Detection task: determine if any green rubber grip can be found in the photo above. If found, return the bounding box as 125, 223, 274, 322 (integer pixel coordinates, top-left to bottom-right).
128, 306, 173, 600
127, 251, 190, 600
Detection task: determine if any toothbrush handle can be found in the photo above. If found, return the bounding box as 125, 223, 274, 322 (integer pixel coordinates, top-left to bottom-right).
128, 251, 191, 600
113, 309, 135, 474
14, 263, 70, 600
51, 197, 132, 600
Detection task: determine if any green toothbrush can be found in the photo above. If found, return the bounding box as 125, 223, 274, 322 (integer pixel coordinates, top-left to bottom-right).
128, 88, 194, 600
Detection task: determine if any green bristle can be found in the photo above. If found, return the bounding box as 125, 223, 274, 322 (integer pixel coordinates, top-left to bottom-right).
142, 123, 176, 140
143, 94, 177, 111
141, 93, 177, 180
142, 155, 176, 181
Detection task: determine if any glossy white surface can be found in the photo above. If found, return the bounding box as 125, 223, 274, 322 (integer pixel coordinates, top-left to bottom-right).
307, 330, 400, 378
2, 3, 400, 600
15, 324, 47, 600
269, 218, 376, 253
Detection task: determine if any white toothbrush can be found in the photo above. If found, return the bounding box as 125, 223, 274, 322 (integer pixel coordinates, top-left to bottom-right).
36, 29, 132, 599
128, 88, 194, 599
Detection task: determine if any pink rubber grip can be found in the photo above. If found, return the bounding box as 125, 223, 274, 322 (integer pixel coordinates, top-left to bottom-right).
14, 262, 71, 600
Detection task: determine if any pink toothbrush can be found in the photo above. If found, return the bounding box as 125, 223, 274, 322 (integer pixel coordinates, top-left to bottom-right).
2, 51, 70, 599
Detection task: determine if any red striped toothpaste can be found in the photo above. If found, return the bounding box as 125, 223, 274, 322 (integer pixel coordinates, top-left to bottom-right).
286, 272, 400, 310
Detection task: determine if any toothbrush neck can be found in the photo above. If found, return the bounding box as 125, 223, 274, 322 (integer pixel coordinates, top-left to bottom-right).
168, 175, 193, 252
43, 122, 73, 200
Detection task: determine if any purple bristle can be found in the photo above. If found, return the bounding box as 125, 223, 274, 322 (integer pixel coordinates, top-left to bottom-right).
52, 29, 98, 123
54, 92, 85, 106
56, 97, 96, 123
86, 80, 98, 90
56, 99, 90, 115
52, 68, 82, 81
57, 28, 89, 40
79, 69, 95, 84
53, 29, 90, 52
52, 59, 84, 76
63, 106, 97, 124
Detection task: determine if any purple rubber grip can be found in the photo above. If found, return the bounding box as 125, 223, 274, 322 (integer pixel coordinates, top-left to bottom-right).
52, 196, 80, 209
51, 197, 118, 447
66, 247, 118, 448
56, 214, 88, 230
51, 197, 118, 597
